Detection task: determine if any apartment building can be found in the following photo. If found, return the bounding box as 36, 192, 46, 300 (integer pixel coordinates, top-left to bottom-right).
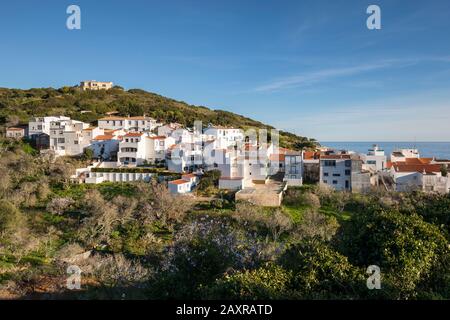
117, 132, 148, 165
360, 144, 387, 172
203, 125, 244, 149
320, 154, 353, 191
28, 116, 70, 136
283, 150, 303, 186
98, 116, 159, 132
80, 80, 113, 91
157, 123, 183, 137
146, 135, 176, 162
167, 142, 203, 173
49, 119, 99, 156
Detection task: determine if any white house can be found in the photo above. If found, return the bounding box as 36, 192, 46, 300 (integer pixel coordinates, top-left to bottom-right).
157, 123, 183, 137
98, 116, 159, 132
90, 131, 122, 160
360, 144, 387, 172
6, 127, 26, 139
80, 80, 113, 91
49, 119, 99, 156
391, 148, 420, 163
28, 116, 70, 136
320, 154, 353, 191
168, 173, 199, 194
390, 162, 449, 193
167, 142, 203, 173
146, 135, 176, 163
117, 132, 148, 165
203, 126, 244, 149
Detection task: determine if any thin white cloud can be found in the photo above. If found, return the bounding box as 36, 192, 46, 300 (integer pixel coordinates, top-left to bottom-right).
253, 56, 450, 93
253, 61, 394, 92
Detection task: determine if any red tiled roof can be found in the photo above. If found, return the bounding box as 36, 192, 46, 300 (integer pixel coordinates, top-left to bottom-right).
182, 173, 196, 178
93, 135, 115, 141
404, 158, 432, 165
148, 135, 167, 140
393, 163, 441, 173
303, 151, 320, 160
7, 127, 24, 131
124, 132, 143, 137
169, 179, 190, 185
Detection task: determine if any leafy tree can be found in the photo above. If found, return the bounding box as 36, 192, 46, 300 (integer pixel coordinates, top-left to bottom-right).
338, 207, 449, 298
196, 170, 221, 193
278, 239, 365, 299
206, 264, 294, 299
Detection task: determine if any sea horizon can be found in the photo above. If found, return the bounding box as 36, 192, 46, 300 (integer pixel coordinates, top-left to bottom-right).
319, 141, 450, 160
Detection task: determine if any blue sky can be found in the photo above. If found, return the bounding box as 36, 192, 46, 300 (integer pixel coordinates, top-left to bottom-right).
1, 0, 450, 141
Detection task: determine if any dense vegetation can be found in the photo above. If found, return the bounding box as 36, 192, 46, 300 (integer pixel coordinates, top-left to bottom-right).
0, 86, 317, 150
0, 137, 449, 300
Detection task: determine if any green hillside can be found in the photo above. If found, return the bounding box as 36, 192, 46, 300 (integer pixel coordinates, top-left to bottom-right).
0, 86, 317, 150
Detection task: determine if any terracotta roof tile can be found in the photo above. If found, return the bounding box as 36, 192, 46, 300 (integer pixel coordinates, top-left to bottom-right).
169, 179, 190, 185
93, 135, 115, 141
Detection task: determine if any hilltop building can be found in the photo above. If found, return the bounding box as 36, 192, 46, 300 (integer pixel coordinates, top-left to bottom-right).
80, 80, 113, 91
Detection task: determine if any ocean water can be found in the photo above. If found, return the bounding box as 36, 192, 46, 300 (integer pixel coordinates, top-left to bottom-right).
320, 142, 450, 160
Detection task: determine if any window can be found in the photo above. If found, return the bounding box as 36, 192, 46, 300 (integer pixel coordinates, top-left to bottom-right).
74, 141, 79, 145
125, 139, 129, 142
323, 180, 328, 184
345, 160, 352, 167
345, 180, 350, 189
332, 180, 338, 185
345, 170, 351, 176
58, 138, 65, 143
333, 173, 341, 177
324, 172, 329, 176
367, 160, 376, 165
323, 160, 336, 167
